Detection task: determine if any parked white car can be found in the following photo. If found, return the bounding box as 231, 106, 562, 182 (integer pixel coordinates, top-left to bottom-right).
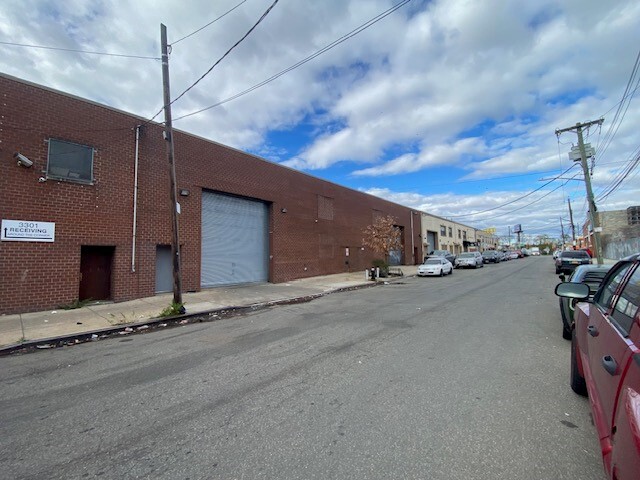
455, 251, 484, 269
417, 257, 453, 277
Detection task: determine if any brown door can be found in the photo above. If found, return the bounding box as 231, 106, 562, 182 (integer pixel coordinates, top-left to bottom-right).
79, 246, 114, 301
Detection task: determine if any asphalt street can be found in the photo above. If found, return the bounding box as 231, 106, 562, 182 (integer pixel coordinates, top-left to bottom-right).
0, 257, 605, 479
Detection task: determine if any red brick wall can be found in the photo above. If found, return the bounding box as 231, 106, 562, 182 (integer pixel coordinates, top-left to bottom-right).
0, 74, 421, 314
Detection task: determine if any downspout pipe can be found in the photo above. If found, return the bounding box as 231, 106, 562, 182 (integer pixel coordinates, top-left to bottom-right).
132, 125, 141, 273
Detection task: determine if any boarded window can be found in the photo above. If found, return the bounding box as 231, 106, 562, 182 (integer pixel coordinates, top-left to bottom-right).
319, 233, 335, 258
318, 195, 334, 220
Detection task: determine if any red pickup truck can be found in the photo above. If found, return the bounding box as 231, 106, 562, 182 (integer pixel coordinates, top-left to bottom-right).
556, 253, 640, 480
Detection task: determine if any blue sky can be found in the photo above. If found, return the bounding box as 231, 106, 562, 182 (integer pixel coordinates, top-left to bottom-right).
1, 0, 639, 243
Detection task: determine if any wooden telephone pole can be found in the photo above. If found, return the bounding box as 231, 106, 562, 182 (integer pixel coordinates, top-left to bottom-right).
567, 197, 576, 246
555, 119, 604, 265
161, 24, 183, 306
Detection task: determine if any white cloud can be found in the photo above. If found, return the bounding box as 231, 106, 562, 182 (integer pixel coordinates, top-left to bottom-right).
353, 137, 485, 176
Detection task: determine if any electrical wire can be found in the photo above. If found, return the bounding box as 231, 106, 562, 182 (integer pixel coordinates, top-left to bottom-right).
0, 40, 159, 60
595, 48, 640, 160
556, 132, 569, 215
171, 0, 248, 45
465, 175, 580, 223
169, 0, 279, 109
447, 163, 578, 218
411, 167, 580, 188
597, 150, 640, 202
173, 0, 413, 121
144, 0, 279, 125
594, 142, 640, 198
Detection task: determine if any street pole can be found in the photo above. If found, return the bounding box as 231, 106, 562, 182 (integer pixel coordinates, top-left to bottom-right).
161, 24, 183, 305
560, 216, 565, 249
410, 211, 415, 265
555, 119, 604, 265
567, 197, 576, 246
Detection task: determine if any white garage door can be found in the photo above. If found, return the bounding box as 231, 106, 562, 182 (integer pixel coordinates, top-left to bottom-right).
201, 191, 269, 287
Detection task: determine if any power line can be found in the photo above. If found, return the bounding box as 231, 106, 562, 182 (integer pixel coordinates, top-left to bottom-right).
466, 175, 580, 223
173, 0, 413, 121
171, 0, 248, 45
146, 0, 279, 124
0, 40, 159, 60
446, 177, 578, 234
448, 163, 578, 218
595, 48, 640, 160
594, 143, 640, 199
411, 167, 579, 187
170, 0, 279, 108
597, 150, 640, 202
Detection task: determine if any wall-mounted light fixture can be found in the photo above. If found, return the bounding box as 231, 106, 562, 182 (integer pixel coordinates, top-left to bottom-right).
280, 208, 287, 213
14, 153, 33, 168
179, 189, 190, 197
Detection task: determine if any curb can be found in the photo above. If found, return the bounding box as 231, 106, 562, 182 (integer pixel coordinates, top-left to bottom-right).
0, 279, 389, 357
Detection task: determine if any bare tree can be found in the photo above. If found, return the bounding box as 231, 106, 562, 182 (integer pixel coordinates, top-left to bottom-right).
362, 215, 403, 263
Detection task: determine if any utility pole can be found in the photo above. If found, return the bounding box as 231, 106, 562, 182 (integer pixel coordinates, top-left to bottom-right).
560, 216, 565, 249
555, 119, 604, 265
161, 24, 183, 306
567, 197, 576, 246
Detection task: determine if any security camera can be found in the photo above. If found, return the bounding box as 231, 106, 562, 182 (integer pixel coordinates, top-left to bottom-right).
38, 177, 47, 183
14, 153, 33, 168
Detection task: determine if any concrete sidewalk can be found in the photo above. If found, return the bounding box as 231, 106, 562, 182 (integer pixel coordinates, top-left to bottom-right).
0, 265, 415, 353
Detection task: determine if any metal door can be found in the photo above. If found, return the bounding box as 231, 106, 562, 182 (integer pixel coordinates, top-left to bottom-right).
155, 245, 173, 293
201, 191, 269, 287
79, 246, 114, 301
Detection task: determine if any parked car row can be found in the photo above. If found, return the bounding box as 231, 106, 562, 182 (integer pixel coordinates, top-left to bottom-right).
555, 254, 640, 480
417, 248, 531, 277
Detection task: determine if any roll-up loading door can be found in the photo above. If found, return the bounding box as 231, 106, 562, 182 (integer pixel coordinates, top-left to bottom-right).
201, 191, 269, 287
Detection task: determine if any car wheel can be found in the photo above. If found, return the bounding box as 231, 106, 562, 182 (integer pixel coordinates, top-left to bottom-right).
449, 267, 453, 275
555, 266, 561, 274
570, 329, 587, 396
439, 269, 444, 277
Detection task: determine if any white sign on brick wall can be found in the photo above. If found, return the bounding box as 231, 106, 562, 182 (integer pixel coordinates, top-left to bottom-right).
1, 220, 55, 242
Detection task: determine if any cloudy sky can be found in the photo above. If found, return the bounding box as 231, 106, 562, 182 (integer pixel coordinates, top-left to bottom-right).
1, 0, 639, 242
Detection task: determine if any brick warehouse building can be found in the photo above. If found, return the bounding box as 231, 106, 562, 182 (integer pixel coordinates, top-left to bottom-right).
0, 73, 421, 314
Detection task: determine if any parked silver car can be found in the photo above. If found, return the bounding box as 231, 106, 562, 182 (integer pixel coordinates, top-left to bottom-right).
455, 251, 484, 269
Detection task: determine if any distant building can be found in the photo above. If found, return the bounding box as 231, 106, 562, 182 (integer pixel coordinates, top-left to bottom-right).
579, 207, 640, 258
419, 214, 499, 256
